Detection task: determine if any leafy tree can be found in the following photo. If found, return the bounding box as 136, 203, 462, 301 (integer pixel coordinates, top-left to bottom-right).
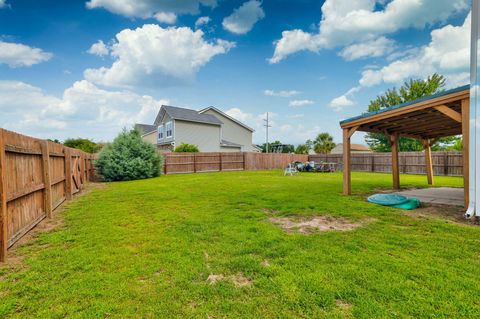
365, 74, 455, 152
64, 138, 102, 153
95, 129, 162, 181
48, 138, 61, 144
295, 144, 310, 154
174, 143, 199, 152
313, 133, 336, 154
431, 136, 462, 151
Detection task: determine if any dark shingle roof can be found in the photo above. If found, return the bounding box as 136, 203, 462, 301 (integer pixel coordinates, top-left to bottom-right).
134, 123, 156, 135
163, 105, 223, 125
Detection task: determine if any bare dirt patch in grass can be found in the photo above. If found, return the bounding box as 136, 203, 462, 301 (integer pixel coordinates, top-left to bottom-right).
269, 215, 366, 234
206, 273, 252, 287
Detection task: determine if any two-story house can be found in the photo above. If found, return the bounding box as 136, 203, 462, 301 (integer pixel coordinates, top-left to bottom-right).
135, 105, 260, 152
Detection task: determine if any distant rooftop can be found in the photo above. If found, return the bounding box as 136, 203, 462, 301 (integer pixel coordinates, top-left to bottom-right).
162, 105, 223, 126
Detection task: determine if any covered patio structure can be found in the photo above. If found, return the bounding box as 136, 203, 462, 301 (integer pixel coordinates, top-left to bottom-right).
339, 85, 470, 207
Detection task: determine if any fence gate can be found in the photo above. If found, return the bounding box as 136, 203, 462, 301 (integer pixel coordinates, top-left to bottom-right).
71, 154, 84, 194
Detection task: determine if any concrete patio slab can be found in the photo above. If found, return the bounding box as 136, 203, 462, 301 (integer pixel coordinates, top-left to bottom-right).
393, 187, 464, 206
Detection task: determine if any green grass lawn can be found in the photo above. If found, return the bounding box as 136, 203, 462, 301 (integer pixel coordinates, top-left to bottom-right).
1, 171, 479, 318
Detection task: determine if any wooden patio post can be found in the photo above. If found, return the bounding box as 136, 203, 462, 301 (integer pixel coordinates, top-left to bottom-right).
461, 98, 470, 208
343, 129, 351, 195
423, 139, 434, 186
0, 129, 7, 262
390, 133, 400, 189
41, 141, 53, 218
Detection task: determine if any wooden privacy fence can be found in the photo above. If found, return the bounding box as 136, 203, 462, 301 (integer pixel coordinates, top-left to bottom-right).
309, 151, 463, 176
163, 152, 308, 174
0, 128, 96, 262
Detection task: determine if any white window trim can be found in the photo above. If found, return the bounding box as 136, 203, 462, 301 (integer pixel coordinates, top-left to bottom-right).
157, 125, 164, 140
166, 121, 173, 138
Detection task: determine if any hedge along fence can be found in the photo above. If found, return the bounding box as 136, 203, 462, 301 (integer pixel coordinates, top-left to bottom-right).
0, 128, 96, 262
163, 152, 308, 174
309, 151, 464, 176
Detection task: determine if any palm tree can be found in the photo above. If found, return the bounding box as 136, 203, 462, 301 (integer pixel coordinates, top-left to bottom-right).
313, 132, 336, 154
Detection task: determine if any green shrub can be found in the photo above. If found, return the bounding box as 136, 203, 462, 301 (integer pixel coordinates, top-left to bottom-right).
174, 143, 199, 152
95, 129, 162, 181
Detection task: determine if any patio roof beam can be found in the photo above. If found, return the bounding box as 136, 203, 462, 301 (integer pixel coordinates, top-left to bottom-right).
434, 105, 462, 123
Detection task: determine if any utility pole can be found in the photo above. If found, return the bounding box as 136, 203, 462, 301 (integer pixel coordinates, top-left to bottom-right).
263, 112, 272, 153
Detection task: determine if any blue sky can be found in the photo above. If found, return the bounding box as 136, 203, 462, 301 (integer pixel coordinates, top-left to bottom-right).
0, 0, 471, 144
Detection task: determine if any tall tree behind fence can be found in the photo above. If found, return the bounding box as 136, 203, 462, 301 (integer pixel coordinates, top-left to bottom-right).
0, 128, 96, 262
309, 152, 463, 176
163, 152, 308, 174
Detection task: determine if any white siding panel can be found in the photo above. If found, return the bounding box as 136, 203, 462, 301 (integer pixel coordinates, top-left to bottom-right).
202, 109, 254, 151
174, 120, 221, 152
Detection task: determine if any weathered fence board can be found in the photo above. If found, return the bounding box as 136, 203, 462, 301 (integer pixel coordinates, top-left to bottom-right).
163, 152, 308, 174
309, 151, 463, 176
0, 128, 96, 262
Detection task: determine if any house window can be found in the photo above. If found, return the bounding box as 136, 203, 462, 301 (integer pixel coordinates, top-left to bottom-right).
158, 125, 164, 139
166, 121, 173, 137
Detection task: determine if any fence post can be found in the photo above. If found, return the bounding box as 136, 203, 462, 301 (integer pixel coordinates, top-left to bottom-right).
64, 148, 72, 200
243, 152, 246, 171
193, 153, 197, 173
444, 152, 449, 176
219, 152, 223, 171
41, 141, 53, 218
163, 154, 167, 175
371, 154, 375, 172
0, 129, 7, 262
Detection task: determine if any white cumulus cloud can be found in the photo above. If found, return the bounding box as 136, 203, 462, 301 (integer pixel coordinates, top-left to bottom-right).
329, 95, 354, 112
84, 24, 235, 88
86, 0, 217, 20
264, 89, 300, 97
330, 11, 471, 111
195, 16, 211, 28
154, 12, 177, 24
339, 37, 395, 61
0, 41, 52, 67
359, 12, 471, 88
289, 99, 314, 107
0, 80, 169, 141
87, 40, 110, 57
222, 0, 265, 35
270, 0, 468, 63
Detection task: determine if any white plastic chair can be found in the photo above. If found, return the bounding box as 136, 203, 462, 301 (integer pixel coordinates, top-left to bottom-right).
284, 163, 299, 176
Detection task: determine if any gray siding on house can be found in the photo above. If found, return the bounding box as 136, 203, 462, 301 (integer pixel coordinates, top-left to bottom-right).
201, 109, 255, 151
174, 120, 221, 152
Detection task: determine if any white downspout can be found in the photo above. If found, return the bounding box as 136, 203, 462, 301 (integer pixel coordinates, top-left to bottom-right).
467, 0, 479, 218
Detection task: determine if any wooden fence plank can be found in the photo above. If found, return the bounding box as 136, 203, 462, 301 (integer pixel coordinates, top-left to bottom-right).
41, 141, 53, 218
0, 129, 7, 262
309, 151, 464, 176
0, 128, 96, 262
64, 148, 72, 200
